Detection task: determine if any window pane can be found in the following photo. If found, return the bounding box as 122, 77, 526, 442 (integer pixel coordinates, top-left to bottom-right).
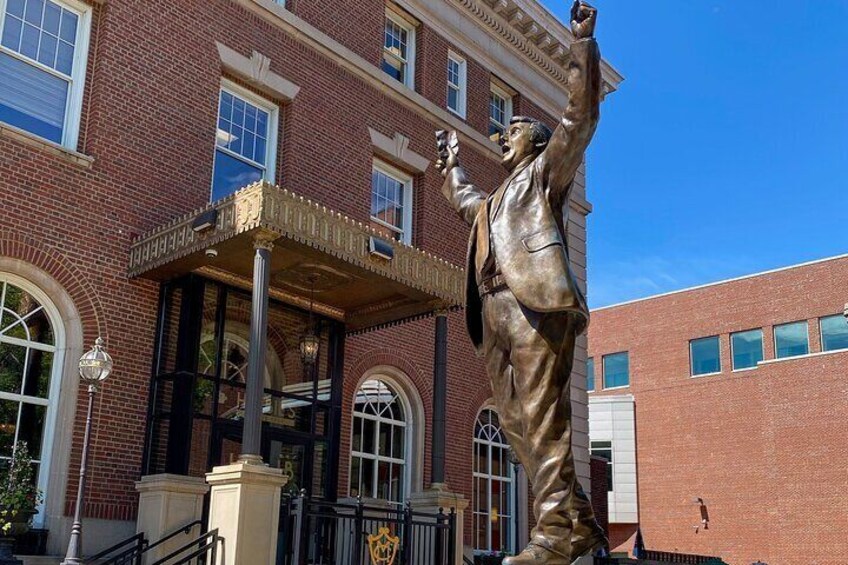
821, 315, 848, 352
348, 456, 360, 496
691, 336, 721, 375
603, 352, 629, 388
0, 52, 68, 143
0, 343, 26, 394
18, 403, 45, 459
1, 14, 23, 50
22, 350, 51, 398
587, 358, 594, 391
731, 329, 763, 370
775, 322, 809, 358
447, 87, 458, 112
0, 399, 18, 457
211, 150, 263, 201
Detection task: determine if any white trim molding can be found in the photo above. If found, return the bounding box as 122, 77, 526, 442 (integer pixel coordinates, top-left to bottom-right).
368, 128, 430, 174
215, 42, 301, 101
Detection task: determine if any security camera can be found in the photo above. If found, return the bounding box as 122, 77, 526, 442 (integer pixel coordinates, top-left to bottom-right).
205, 248, 218, 259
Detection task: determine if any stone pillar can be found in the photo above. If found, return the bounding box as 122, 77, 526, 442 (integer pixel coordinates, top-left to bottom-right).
431, 308, 449, 487
135, 474, 208, 565
206, 462, 287, 565
241, 233, 275, 463
409, 489, 469, 565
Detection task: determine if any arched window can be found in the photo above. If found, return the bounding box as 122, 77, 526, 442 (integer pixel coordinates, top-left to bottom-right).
0, 275, 62, 523
473, 408, 514, 553
349, 379, 408, 503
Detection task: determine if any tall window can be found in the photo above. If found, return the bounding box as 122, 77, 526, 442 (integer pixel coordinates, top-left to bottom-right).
489, 83, 512, 142
774, 321, 809, 359
382, 10, 415, 88
820, 315, 848, 352
586, 357, 594, 392
731, 329, 763, 370
370, 161, 413, 244
0, 275, 61, 524
0, 0, 91, 147
211, 82, 278, 201
602, 352, 629, 389
590, 440, 613, 492
446, 52, 466, 118
473, 409, 513, 553
350, 379, 408, 503
690, 336, 721, 376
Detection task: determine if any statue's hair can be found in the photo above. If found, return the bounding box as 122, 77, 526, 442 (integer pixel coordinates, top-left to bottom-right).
509, 116, 553, 148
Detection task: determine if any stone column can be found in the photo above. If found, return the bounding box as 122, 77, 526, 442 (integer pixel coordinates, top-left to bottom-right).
431, 308, 449, 488
409, 489, 469, 565
241, 233, 275, 463
206, 463, 287, 565
135, 474, 209, 565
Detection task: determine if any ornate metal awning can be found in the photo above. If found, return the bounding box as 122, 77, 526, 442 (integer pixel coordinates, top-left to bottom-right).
128, 182, 464, 332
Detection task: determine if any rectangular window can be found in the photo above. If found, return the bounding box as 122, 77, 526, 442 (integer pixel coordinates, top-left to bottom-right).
489, 83, 512, 142
690, 336, 721, 376
0, 0, 91, 148
382, 10, 415, 89
586, 357, 594, 392
731, 329, 763, 370
820, 315, 848, 352
602, 352, 629, 389
774, 321, 809, 359
370, 161, 413, 244
211, 82, 278, 202
446, 52, 466, 118
590, 440, 613, 492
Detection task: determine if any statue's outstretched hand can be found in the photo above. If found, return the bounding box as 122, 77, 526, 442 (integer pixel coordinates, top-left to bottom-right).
570, 1, 597, 40
435, 130, 459, 178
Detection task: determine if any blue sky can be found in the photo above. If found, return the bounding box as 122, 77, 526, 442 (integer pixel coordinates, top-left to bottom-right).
546, 1, 848, 307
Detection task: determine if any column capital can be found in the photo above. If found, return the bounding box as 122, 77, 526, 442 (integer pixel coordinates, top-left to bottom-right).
431, 302, 451, 317
253, 231, 278, 251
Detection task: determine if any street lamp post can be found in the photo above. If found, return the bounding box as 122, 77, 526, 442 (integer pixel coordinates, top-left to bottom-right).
61, 338, 113, 565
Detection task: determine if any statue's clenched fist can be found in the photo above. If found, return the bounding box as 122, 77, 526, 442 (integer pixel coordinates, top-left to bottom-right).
570, 1, 597, 40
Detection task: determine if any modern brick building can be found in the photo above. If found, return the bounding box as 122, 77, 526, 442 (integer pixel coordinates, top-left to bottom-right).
588, 255, 848, 565
0, 0, 621, 561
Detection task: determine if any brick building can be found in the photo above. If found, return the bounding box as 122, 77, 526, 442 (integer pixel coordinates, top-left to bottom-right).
587, 255, 848, 565
0, 0, 621, 560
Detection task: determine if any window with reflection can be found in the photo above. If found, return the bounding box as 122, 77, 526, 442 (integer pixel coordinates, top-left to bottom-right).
349, 379, 407, 502
0, 275, 59, 523
774, 321, 809, 359
820, 315, 848, 352
731, 329, 763, 370
602, 352, 629, 388
690, 336, 721, 376
473, 409, 514, 554
382, 10, 415, 88
587, 357, 594, 392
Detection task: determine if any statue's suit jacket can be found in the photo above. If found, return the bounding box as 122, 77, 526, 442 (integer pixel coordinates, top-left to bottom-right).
442, 38, 602, 350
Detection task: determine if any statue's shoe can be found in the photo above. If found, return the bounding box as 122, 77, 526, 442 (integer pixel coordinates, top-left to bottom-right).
503, 542, 570, 565
570, 535, 610, 561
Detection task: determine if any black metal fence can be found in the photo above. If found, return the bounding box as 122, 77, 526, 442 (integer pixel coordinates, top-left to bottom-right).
278, 494, 456, 565
643, 550, 727, 564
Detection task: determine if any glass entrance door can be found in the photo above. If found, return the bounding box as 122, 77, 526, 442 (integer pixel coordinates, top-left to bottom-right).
265, 434, 311, 497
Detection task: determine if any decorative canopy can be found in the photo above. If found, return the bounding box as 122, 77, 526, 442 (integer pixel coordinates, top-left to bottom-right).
128, 182, 464, 332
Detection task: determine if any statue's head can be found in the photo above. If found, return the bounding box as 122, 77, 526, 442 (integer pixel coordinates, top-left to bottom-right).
499, 116, 552, 171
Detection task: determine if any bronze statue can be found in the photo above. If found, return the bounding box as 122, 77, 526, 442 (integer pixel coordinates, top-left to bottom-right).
436, 2, 607, 563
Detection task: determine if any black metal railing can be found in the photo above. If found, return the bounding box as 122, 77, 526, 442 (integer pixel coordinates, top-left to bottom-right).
150, 528, 221, 565
279, 493, 456, 565
86, 519, 204, 565
644, 550, 727, 564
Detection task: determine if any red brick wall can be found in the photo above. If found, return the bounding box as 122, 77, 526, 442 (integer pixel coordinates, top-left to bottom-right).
588, 256, 848, 565
1, 0, 576, 537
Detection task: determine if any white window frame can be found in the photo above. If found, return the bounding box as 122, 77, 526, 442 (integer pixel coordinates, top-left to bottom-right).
730, 328, 764, 372
689, 335, 722, 377
0, 0, 92, 149
210, 79, 279, 200
383, 8, 416, 89
446, 51, 466, 118
349, 378, 412, 504
489, 81, 513, 142
0, 273, 66, 528
819, 314, 848, 353
472, 408, 515, 554
370, 160, 413, 245
773, 320, 810, 359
